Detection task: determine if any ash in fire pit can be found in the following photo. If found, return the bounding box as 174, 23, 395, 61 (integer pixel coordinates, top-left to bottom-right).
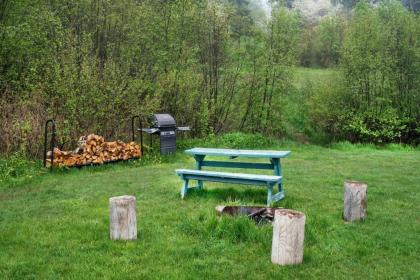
215, 205, 282, 225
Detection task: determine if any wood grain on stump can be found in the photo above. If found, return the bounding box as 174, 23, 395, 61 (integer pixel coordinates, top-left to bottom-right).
271, 209, 306, 265
343, 181, 367, 222
109, 195, 137, 240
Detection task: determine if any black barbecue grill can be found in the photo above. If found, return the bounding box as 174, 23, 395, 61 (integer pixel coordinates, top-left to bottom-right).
138, 113, 190, 154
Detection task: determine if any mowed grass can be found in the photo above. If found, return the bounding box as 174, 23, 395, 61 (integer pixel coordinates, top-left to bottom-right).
293, 67, 338, 89
0, 143, 419, 279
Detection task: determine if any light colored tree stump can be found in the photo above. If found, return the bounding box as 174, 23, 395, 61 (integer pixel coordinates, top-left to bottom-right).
271, 209, 306, 265
343, 181, 367, 222
109, 195, 137, 240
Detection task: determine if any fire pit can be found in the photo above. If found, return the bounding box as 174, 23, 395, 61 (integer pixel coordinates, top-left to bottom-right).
215, 205, 282, 225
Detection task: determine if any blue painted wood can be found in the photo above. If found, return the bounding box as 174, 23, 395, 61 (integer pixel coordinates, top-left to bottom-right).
194, 155, 205, 189
201, 160, 274, 170
181, 148, 290, 205
176, 169, 282, 183
271, 191, 285, 202
180, 174, 277, 186
267, 182, 273, 206
185, 148, 291, 158
181, 178, 189, 199
271, 158, 283, 193
176, 169, 283, 206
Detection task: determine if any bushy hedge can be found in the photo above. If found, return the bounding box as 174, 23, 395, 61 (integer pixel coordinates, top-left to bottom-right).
309, 1, 420, 145
0, 1, 299, 157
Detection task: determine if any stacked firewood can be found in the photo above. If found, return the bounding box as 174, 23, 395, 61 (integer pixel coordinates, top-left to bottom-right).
46, 134, 141, 167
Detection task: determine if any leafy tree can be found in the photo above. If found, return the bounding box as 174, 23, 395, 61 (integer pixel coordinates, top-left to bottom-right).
317, 16, 345, 67
317, 0, 420, 143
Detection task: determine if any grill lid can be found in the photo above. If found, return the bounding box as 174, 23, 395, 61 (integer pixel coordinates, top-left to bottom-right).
152, 114, 176, 128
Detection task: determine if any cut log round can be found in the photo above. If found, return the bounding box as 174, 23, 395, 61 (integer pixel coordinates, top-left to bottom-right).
343, 181, 367, 222
271, 209, 306, 266
109, 195, 137, 240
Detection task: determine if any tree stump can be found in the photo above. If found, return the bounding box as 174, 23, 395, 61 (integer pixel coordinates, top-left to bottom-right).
109, 195, 137, 240
343, 181, 367, 222
271, 209, 306, 265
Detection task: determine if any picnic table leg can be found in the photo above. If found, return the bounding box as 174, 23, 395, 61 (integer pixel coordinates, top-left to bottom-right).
194, 155, 205, 189
267, 182, 274, 206
271, 158, 283, 193
181, 177, 189, 199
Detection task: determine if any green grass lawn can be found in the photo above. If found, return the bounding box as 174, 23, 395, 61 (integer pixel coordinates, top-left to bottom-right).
1, 141, 419, 279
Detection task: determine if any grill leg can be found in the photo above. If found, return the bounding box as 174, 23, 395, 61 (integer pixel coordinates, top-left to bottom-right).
181, 178, 189, 199
150, 134, 153, 148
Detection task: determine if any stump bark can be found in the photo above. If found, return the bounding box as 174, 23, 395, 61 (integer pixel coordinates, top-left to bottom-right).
271, 209, 306, 265
343, 181, 367, 222
109, 195, 137, 240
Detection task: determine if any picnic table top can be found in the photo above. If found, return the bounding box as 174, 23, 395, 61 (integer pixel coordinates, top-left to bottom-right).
184, 148, 291, 158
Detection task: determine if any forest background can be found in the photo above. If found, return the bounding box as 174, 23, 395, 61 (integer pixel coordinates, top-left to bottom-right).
1, 0, 419, 157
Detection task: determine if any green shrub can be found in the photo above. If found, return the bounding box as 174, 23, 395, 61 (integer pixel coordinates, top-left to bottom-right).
215, 133, 275, 149
338, 111, 406, 144
0, 153, 41, 187
179, 132, 277, 150
308, 1, 420, 145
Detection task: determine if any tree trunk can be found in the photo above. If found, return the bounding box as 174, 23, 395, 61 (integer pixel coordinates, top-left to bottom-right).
343, 181, 367, 222
271, 209, 306, 265
109, 195, 137, 240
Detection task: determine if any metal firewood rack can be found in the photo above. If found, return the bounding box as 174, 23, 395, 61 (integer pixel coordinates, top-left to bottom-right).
131, 115, 144, 152
43, 119, 56, 170
43, 116, 145, 170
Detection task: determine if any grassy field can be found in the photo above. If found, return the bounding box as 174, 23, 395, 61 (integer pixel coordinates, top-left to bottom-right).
293, 67, 337, 89
1, 140, 419, 279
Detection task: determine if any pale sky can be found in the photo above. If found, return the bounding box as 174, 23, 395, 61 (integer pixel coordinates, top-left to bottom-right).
257, 0, 272, 17
251, 0, 335, 23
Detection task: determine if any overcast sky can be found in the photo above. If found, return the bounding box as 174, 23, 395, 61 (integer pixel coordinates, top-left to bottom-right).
257, 0, 271, 16
251, 0, 336, 23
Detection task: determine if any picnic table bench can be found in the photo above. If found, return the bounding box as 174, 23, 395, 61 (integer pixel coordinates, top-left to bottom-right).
175, 148, 291, 206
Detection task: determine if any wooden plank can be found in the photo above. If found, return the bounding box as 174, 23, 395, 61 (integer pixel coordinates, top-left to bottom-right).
194, 155, 205, 190
180, 175, 274, 186
181, 178, 189, 199
175, 169, 282, 183
271, 191, 285, 202
201, 160, 274, 170
176, 169, 285, 206
185, 148, 291, 158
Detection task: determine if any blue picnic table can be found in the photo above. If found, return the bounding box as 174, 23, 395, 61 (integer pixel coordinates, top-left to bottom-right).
183, 148, 291, 203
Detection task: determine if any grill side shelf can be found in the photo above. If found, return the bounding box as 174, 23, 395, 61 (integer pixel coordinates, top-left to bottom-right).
138, 128, 159, 134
